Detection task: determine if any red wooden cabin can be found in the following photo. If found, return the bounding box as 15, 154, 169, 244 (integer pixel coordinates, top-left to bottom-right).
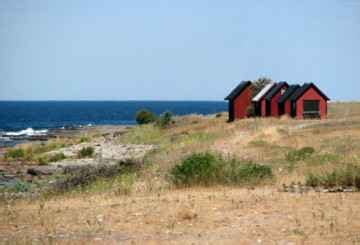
278, 85, 300, 116
289, 83, 330, 119
225, 81, 253, 121
252, 83, 276, 117
264, 82, 289, 117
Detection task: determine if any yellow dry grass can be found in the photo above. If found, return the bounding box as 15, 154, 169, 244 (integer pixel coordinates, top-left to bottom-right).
1, 188, 360, 244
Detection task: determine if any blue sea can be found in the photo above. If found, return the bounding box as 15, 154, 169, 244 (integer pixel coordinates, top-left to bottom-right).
0, 101, 227, 136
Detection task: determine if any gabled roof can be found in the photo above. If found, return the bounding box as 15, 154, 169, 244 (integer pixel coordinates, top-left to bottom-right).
278, 85, 300, 104
252, 82, 276, 102
265, 82, 289, 101
225, 81, 252, 100
290, 83, 330, 101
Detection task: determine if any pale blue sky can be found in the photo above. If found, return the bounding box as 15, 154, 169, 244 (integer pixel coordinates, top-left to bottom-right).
0, 0, 359, 101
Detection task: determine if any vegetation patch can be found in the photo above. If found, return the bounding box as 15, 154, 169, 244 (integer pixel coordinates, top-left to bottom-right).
286, 147, 315, 162
53, 161, 138, 193
248, 140, 271, 148
305, 165, 360, 188
135, 109, 157, 125
156, 111, 174, 128
37, 152, 67, 165
77, 146, 95, 158
169, 152, 272, 187
4, 141, 69, 162
4, 148, 25, 160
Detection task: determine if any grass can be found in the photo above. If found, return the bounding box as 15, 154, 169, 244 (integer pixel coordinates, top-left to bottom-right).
169, 152, 273, 187
37, 152, 67, 165
3, 140, 70, 163
305, 165, 360, 188
77, 146, 95, 158
52, 161, 138, 193
76, 170, 136, 195
4, 148, 25, 160
286, 147, 315, 162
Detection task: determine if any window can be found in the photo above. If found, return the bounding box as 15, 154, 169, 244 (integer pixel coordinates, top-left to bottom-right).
303, 100, 320, 119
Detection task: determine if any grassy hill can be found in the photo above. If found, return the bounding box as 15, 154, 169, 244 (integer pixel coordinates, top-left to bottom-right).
1, 102, 360, 244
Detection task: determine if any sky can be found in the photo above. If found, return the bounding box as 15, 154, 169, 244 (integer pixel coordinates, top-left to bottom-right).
0, 0, 359, 101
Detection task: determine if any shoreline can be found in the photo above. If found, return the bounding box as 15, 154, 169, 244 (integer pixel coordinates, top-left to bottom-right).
0, 124, 134, 149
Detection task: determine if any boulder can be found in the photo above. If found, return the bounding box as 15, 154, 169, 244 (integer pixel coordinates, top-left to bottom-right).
27, 166, 62, 176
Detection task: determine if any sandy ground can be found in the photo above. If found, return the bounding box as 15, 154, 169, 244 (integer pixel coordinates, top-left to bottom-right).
1, 187, 360, 244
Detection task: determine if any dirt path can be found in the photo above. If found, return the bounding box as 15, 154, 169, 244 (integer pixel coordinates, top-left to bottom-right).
1, 187, 360, 244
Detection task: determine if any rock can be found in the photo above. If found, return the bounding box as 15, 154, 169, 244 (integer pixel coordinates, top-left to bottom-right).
27, 166, 61, 176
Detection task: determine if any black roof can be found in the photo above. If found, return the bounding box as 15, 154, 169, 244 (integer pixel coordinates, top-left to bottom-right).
278, 85, 301, 104
265, 82, 289, 101
225, 81, 252, 100
290, 83, 330, 101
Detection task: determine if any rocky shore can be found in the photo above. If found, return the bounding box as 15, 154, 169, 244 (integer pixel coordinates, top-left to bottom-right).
0, 125, 155, 195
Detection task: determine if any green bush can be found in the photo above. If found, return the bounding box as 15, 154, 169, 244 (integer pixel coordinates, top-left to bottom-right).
169, 152, 272, 187
305, 165, 360, 188
79, 136, 90, 143
14, 181, 30, 192
286, 147, 315, 162
78, 147, 95, 158
224, 161, 272, 184
156, 111, 173, 128
4, 148, 25, 160
135, 109, 157, 125
170, 152, 221, 186
36, 152, 66, 165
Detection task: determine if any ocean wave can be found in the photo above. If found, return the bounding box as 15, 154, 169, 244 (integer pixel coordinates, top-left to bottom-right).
3, 128, 48, 137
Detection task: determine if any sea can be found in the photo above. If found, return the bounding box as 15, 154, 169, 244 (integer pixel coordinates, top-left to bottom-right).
0, 101, 227, 147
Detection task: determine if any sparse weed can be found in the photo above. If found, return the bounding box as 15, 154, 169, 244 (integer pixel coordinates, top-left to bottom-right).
78, 147, 94, 158
286, 147, 315, 162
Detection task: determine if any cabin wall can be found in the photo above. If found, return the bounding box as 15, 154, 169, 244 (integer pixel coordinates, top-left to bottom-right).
261, 99, 267, 117
270, 85, 288, 117
295, 87, 327, 119
231, 85, 253, 120
284, 100, 291, 116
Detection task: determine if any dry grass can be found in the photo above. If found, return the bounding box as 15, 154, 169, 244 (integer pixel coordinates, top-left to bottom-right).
1, 188, 360, 244
1, 102, 360, 243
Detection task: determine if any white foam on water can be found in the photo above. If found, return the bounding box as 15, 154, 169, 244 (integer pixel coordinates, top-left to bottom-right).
4, 128, 48, 137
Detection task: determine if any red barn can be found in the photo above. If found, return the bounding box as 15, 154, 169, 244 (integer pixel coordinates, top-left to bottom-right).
264, 82, 289, 117
278, 85, 300, 116
289, 83, 330, 119
252, 82, 276, 117
225, 81, 253, 121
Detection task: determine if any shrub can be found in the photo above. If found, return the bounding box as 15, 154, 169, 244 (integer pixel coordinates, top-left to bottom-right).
305, 173, 321, 187
53, 160, 137, 192
36, 153, 66, 165
169, 152, 272, 187
305, 165, 360, 188
170, 152, 221, 186
4, 148, 25, 160
78, 147, 94, 158
49, 152, 66, 162
224, 161, 272, 184
135, 109, 157, 125
13, 181, 30, 193
156, 111, 173, 128
79, 136, 90, 143
286, 147, 315, 162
